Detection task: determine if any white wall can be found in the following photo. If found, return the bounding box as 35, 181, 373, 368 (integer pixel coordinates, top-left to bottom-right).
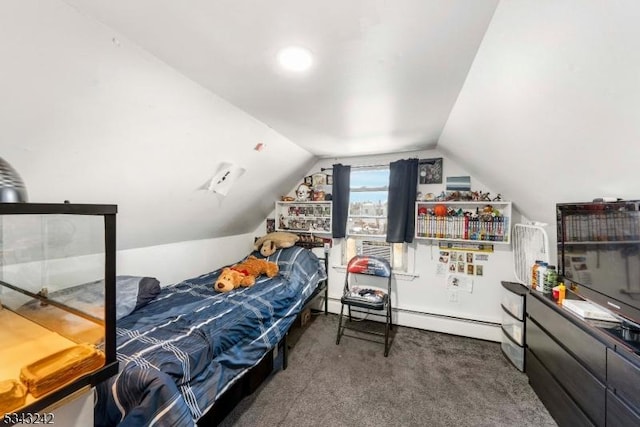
0, 0, 316, 251
439, 0, 640, 246
117, 233, 255, 286
265, 149, 521, 341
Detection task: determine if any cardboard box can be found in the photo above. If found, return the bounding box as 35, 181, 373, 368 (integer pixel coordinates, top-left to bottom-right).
299, 307, 311, 327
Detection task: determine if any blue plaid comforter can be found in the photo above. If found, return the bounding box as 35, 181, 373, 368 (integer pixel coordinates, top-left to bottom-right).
95, 246, 326, 427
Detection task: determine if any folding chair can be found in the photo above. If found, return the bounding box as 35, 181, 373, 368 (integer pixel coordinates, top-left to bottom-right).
335, 255, 393, 356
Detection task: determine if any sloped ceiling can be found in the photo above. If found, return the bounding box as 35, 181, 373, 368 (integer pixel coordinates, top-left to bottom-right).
1, 0, 503, 251
439, 0, 640, 229
64, 0, 499, 157
6, 1, 636, 251
1, 0, 317, 250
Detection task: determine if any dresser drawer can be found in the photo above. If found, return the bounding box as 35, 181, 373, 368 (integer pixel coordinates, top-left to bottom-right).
607, 389, 640, 427
501, 329, 524, 371
501, 282, 526, 321
527, 293, 606, 382
526, 349, 594, 427
527, 318, 605, 426
502, 306, 524, 346
607, 348, 640, 412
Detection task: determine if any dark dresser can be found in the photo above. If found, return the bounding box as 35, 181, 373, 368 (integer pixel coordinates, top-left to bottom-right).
526, 291, 640, 426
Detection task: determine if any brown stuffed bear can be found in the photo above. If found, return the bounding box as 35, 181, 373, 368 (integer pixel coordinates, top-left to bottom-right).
214, 256, 279, 292
253, 231, 300, 257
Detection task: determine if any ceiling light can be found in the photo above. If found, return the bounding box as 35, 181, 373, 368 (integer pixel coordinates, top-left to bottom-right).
277, 46, 313, 72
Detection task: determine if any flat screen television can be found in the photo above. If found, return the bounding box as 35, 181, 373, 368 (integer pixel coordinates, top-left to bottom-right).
557, 200, 640, 329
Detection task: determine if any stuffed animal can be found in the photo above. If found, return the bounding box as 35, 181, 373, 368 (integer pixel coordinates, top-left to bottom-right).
214, 268, 249, 292
253, 231, 300, 257
214, 256, 279, 292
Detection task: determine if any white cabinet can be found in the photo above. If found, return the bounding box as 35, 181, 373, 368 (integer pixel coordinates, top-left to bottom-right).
275, 201, 332, 233
415, 201, 512, 244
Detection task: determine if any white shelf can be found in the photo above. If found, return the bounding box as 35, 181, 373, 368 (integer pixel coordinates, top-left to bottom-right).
415, 201, 512, 244
275, 201, 332, 233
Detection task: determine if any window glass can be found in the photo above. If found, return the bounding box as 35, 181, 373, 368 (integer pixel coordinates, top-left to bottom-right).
347, 168, 389, 236
343, 167, 406, 272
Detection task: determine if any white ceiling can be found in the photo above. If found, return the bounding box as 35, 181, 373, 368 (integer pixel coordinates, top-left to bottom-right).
65, 0, 499, 158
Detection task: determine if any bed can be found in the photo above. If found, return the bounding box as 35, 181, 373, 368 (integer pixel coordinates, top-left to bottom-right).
92, 245, 327, 426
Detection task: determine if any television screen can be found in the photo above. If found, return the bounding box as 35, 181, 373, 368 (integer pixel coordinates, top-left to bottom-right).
557, 201, 640, 327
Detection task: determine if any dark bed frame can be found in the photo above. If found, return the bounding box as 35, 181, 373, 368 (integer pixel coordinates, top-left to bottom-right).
197, 240, 329, 426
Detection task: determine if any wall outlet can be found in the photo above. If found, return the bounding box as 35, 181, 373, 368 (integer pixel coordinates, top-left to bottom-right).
449, 292, 459, 303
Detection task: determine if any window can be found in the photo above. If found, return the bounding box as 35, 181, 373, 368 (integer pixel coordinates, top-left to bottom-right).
342, 167, 407, 272
347, 168, 389, 236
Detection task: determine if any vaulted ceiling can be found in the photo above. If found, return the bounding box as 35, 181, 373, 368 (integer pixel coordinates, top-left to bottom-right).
5, 1, 640, 251
65, 0, 499, 158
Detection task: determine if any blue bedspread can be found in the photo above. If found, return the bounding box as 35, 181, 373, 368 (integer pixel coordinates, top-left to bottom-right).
95, 246, 326, 427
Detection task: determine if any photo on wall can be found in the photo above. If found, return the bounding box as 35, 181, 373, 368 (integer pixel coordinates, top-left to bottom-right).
446, 176, 471, 192
418, 158, 443, 184
311, 173, 328, 187
266, 218, 275, 233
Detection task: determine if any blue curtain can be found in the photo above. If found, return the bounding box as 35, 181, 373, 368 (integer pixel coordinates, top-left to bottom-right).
387, 158, 419, 243
331, 164, 351, 238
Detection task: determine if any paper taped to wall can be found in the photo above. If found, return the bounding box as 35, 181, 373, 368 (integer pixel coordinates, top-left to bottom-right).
203, 162, 246, 196
447, 274, 473, 293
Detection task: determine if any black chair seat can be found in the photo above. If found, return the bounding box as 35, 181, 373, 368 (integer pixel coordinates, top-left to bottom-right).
340, 293, 388, 310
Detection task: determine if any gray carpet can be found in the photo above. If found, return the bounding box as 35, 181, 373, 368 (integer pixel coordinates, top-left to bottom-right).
219, 313, 557, 427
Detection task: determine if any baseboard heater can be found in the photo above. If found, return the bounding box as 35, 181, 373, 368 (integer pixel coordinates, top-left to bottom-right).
326, 296, 500, 327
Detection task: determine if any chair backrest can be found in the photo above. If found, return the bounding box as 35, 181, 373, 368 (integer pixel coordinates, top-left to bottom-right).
346, 255, 392, 277
344, 255, 392, 296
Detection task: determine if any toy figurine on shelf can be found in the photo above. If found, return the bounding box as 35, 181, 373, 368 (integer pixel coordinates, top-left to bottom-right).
446, 191, 460, 201
279, 215, 289, 230
479, 205, 494, 222
461, 191, 474, 201
492, 193, 503, 201
312, 187, 326, 201
296, 184, 312, 201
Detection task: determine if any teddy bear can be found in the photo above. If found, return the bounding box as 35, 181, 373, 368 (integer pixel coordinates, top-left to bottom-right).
253, 231, 300, 257
214, 256, 279, 292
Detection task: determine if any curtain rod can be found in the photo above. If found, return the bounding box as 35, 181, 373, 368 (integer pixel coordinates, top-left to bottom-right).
320, 164, 388, 171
